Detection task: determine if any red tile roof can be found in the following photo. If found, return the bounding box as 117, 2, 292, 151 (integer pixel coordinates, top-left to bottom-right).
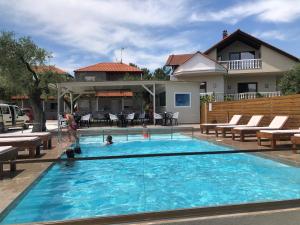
74, 62, 142, 73
165, 53, 195, 66
34, 66, 67, 74
95, 90, 133, 97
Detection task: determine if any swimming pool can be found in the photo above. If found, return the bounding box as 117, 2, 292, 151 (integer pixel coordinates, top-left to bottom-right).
1, 134, 300, 224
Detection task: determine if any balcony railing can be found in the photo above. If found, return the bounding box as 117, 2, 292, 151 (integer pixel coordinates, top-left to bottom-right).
200, 91, 281, 102
219, 59, 262, 70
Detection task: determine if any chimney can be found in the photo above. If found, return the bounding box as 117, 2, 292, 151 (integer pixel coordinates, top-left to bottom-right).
222, 30, 228, 39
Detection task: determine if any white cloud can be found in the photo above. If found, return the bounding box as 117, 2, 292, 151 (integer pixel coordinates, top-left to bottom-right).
0, 0, 194, 70
190, 0, 300, 24
252, 30, 286, 41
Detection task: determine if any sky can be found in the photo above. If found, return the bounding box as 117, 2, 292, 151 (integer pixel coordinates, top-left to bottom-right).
0, 0, 299, 74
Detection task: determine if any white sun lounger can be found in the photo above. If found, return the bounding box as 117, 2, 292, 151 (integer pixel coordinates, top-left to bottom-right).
0, 146, 18, 175
0, 132, 52, 149
0, 137, 42, 158
232, 116, 289, 141
215, 115, 264, 137
257, 128, 300, 148
200, 115, 242, 134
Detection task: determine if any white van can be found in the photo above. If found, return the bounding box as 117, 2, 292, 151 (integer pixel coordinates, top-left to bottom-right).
0, 104, 29, 132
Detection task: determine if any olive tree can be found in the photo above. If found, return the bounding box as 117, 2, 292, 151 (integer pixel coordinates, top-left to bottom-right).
279, 63, 300, 95
0, 31, 68, 131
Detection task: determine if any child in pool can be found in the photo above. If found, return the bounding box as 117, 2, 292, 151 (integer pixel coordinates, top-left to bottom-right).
142, 123, 149, 139
105, 135, 113, 145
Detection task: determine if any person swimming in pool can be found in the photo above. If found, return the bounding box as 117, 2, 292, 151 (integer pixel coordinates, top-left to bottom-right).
142, 123, 149, 139
105, 135, 113, 145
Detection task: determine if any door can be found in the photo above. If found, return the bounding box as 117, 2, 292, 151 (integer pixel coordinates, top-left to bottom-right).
14, 106, 26, 126
238, 83, 257, 93
111, 99, 121, 114
0, 105, 13, 127
9, 106, 16, 126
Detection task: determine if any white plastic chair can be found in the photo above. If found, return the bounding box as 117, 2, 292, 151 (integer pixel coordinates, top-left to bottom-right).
171, 112, 179, 125
109, 113, 119, 126
126, 113, 135, 126
154, 113, 163, 125
80, 114, 91, 127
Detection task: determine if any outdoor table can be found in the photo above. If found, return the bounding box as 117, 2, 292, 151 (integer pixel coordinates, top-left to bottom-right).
162, 112, 171, 126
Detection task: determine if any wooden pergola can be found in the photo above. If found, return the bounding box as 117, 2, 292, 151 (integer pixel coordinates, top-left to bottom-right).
56, 80, 169, 126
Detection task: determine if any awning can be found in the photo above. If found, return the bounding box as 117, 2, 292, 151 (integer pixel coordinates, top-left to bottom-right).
95, 90, 133, 97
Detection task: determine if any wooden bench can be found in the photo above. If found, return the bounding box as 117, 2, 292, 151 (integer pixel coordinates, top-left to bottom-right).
291, 134, 300, 153
0, 137, 42, 158
0, 146, 18, 175
257, 130, 300, 148
0, 132, 52, 149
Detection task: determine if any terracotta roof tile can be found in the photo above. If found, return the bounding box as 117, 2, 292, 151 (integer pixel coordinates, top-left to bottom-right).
34, 66, 67, 74
165, 53, 195, 66
74, 62, 142, 72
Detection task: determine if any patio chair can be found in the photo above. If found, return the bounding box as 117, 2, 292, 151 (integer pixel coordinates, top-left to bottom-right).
257, 128, 300, 148
200, 115, 242, 134
0, 132, 52, 149
170, 112, 179, 126
0, 137, 42, 158
80, 114, 91, 127
215, 115, 264, 138
0, 146, 18, 175
109, 113, 119, 126
154, 113, 163, 125
291, 134, 300, 153
232, 116, 289, 142
126, 113, 135, 126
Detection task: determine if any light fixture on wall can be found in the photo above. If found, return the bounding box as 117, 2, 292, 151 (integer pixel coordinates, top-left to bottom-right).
213, 83, 217, 89
265, 83, 269, 89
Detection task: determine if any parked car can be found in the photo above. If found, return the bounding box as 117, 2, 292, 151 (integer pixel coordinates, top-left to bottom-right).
0, 104, 29, 132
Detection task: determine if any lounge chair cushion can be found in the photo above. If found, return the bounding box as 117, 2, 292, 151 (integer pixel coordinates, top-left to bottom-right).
228, 115, 242, 125
268, 116, 289, 129
217, 115, 263, 128
0, 132, 50, 138
0, 137, 39, 142
0, 146, 14, 154
259, 129, 300, 134
294, 134, 300, 137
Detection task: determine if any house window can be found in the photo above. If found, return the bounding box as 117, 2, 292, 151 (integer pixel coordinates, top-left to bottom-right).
229, 51, 255, 60
241, 51, 255, 60
174, 92, 191, 107
238, 82, 257, 93
229, 52, 240, 60
200, 82, 207, 93
84, 76, 96, 82
159, 92, 166, 107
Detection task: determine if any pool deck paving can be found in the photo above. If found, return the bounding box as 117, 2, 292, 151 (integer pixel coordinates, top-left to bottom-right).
1, 125, 300, 224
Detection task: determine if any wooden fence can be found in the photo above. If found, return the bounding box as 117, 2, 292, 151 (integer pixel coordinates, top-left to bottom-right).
200, 94, 300, 129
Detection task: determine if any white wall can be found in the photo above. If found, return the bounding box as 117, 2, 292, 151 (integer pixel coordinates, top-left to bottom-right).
226, 74, 280, 93
164, 82, 200, 124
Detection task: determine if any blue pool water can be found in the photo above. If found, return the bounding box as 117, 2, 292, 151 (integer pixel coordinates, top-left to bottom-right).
1, 134, 300, 224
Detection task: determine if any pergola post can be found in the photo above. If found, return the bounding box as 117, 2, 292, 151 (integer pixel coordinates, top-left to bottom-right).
57, 84, 61, 143
70, 92, 73, 114
153, 83, 156, 125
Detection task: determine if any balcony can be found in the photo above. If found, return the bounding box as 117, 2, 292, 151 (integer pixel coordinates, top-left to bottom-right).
200, 91, 281, 102
219, 59, 262, 70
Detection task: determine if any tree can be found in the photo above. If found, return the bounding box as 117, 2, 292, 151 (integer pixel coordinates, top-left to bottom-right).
279, 63, 300, 95
0, 32, 65, 131
152, 67, 170, 80
141, 68, 152, 80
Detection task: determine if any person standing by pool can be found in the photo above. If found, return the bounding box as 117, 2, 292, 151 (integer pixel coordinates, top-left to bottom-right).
66, 113, 78, 144
142, 123, 149, 139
